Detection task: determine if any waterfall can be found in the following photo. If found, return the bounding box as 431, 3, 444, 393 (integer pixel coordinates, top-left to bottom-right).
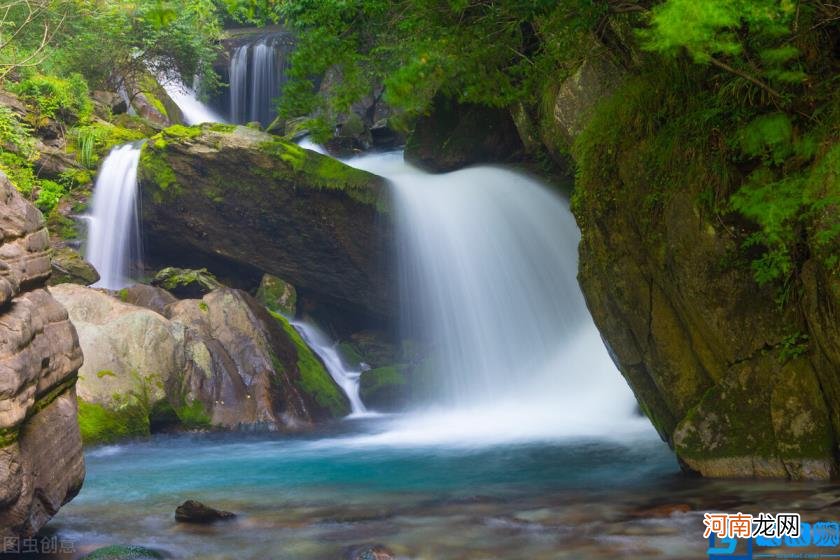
86, 144, 143, 290
160, 77, 225, 125
344, 152, 643, 444
228, 33, 292, 127
292, 321, 368, 416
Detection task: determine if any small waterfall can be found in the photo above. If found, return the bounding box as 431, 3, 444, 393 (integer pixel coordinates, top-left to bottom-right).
228, 33, 292, 127
344, 152, 642, 443
86, 143, 143, 290
292, 321, 368, 416
160, 77, 225, 125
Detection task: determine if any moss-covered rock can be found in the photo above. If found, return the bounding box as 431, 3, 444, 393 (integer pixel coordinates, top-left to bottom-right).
255, 273, 297, 316
137, 124, 394, 323
152, 267, 223, 298
49, 246, 100, 286
77, 399, 150, 445
359, 365, 409, 411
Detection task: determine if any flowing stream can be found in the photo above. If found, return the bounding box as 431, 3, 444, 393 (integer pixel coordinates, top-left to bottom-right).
160, 77, 226, 125
85, 143, 143, 290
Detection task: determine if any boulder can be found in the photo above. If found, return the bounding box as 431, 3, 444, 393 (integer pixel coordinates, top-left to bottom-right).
255, 273, 297, 316
118, 283, 177, 316
174, 500, 235, 523
0, 172, 85, 546
167, 288, 350, 428
344, 544, 396, 560
404, 95, 524, 172
48, 247, 100, 286
51, 284, 350, 442
151, 267, 223, 299
138, 124, 394, 322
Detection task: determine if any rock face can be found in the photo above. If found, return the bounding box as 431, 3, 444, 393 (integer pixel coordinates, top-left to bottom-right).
0, 172, 85, 546
51, 283, 350, 443
561, 48, 840, 479
138, 124, 394, 323
405, 95, 524, 172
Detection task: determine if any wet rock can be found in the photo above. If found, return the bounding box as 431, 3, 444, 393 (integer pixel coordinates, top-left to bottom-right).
405, 95, 524, 173
359, 366, 409, 411
0, 171, 85, 545
255, 273, 297, 316
49, 246, 100, 286
82, 545, 165, 559
138, 123, 394, 323
175, 500, 236, 523
344, 544, 395, 560
152, 267, 223, 299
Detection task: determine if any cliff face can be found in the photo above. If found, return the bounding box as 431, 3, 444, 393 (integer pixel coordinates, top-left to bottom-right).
0, 172, 85, 544
530, 42, 840, 479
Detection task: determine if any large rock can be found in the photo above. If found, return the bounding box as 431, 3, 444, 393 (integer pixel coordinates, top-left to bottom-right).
51, 284, 350, 441
0, 172, 85, 546
569, 68, 840, 479
48, 247, 100, 286
138, 124, 394, 322
404, 95, 524, 172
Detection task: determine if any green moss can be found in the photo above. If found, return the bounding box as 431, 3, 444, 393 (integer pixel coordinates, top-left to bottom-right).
268, 310, 350, 417
259, 138, 388, 212
207, 122, 237, 133
96, 369, 116, 378
47, 211, 79, 240
145, 91, 168, 118
0, 426, 18, 447
68, 122, 144, 168
118, 288, 129, 302
77, 399, 150, 445
198, 301, 209, 312
162, 124, 201, 139
139, 142, 179, 202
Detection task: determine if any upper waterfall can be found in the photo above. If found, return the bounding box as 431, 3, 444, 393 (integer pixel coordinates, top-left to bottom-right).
86, 143, 144, 290
229, 33, 293, 126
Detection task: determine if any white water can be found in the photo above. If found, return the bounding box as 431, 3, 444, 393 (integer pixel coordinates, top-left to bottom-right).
338, 151, 651, 445
160, 78, 225, 125
292, 321, 368, 416
229, 34, 291, 126
86, 144, 143, 290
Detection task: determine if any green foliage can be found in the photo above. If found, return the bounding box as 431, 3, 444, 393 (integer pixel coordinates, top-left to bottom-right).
0, 106, 36, 158
77, 399, 150, 445
175, 399, 212, 429
34, 178, 65, 213
11, 73, 92, 124
68, 122, 145, 168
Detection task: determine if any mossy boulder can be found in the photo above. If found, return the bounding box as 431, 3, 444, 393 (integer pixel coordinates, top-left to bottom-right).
404, 94, 524, 172
49, 246, 100, 286
137, 124, 394, 323
255, 273, 297, 316
152, 267, 223, 299
359, 366, 409, 411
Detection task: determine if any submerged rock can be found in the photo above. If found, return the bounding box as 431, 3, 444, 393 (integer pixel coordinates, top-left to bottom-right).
0, 172, 85, 545
137, 123, 394, 323
152, 267, 223, 299
174, 500, 235, 523
82, 545, 165, 560
344, 544, 396, 560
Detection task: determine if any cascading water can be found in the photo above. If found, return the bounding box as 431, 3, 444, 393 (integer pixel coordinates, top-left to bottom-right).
292, 321, 368, 416
160, 77, 225, 125
229, 33, 292, 126
86, 143, 143, 290
339, 151, 648, 444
